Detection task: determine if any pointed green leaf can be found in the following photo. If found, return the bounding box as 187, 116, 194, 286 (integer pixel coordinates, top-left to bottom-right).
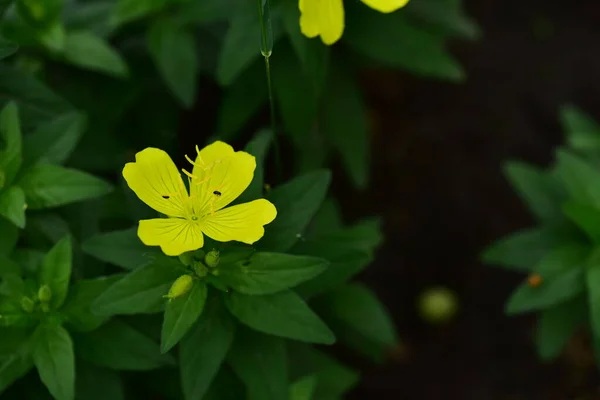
289, 375, 317, 400
259, 170, 331, 252
82, 228, 158, 270
405, 0, 481, 40
536, 296, 587, 361
39, 236, 72, 309
161, 281, 208, 353
73, 320, 174, 371
227, 329, 288, 400
554, 150, 600, 206
216, 252, 328, 295
111, 0, 169, 26
93, 257, 186, 315
563, 201, 600, 244
0, 102, 22, 186
0, 328, 33, 394
180, 296, 236, 400
560, 105, 600, 152
147, 20, 198, 108
63, 31, 128, 78
225, 290, 335, 344
32, 323, 75, 400
18, 164, 112, 210
0, 186, 26, 228
23, 112, 87, 166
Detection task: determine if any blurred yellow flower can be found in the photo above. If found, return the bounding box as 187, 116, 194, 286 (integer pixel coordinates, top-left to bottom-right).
299, 0, 410, 45
123, 141, 277, 256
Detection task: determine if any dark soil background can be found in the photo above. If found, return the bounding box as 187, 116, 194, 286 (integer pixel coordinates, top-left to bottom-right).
340, 0, 600, 399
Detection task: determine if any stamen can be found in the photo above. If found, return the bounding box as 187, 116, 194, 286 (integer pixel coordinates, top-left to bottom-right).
182, 169, 198, 180
194, 176, 211, 185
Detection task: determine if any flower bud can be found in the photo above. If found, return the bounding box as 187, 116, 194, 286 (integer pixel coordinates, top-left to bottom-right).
20, 297, 35, 313
165, 275, 194, 300
418, 286, 458, 324
38, 285, 52, 303
178, 252, 193, 267
204, 249, 220, 268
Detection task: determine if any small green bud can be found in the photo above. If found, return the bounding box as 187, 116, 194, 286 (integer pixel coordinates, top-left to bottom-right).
165, 275, 194, 300
20, 297, 35, 313
418, 286, 458, 324
204, 249, 220, 268
38, 285, 52, 303
179, 252, 193, 267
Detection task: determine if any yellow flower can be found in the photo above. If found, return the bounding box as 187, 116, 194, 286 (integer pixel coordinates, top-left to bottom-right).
123, 141, 277, 256
299, 0, 410, 45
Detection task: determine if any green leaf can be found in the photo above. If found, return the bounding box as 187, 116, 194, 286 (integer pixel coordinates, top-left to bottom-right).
32, 323, 75, 400
180, 295, 236, 400
227, 329, 288, 400
18, 164, 112, 209
75, 363, 124, 400
587, 257, 600, 339
73, 320, 174, 371
289, 375, 317, 400
82, 228, 157, 270
503, 161, 567, 222
0, 328, 34, 394
216, 252, 328, 295
563, 201, 600, 244
0, 102, 22, 187
38, 236, 72, 309
505, 244, 589, 315
321, 62, 369, 189
63, 31, 128, 78
560, 105, 600, 152
225, 290, 335, 344
93, 257, 186, 315
161, 281, 208, 353
554, 150, 600, 206
111, 0, 168, 26
288, 344, 359, 399
482, 226, 581, 272
22, 112, 87, 167
204, 367, 245, 400
405, 0, 481, 40
22, 212, 70, 248
62, 275, 123, 332
147, 20, 198, 108
345, 5, 463, 81
0, 186, 25, 228
0, 218, 18, 256
259, 170, 331, 252
237, 129, 272, 203
0, 37, 18, 60
316, 283, 398, 360
536, 296, 587, 361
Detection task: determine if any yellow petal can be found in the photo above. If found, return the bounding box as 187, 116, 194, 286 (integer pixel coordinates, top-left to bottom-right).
138, 218, 204, 256
317, 0, 344, 45
299, 0, 319, 38
123, 148, 189, 218
189, 141, 255, 216
199, 199, 277, 244
361, 0, 410, 13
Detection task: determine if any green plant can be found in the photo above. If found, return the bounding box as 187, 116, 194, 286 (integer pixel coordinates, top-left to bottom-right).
483, 105, 600, 362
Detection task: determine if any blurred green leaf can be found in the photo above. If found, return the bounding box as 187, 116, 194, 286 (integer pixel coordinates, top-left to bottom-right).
22, 112, 87, 167
63, 31, 128, 78
225, 290, 335, 344
73, 320, 174, 371
17, 164, 112, 209
563, 201, 600, 244
39, 235, 72, 309
227, 329, 288, 400
306, 197, 342, 237
0, 37, 18, 60
148, 20, 198, 108
75, 363, 124, 400
82, 228, 157, 270
0, 186, 26, 228
93, 257, 185, 315
555, 150, 600, 206
204, 367, 245, 400
587, 254, 600, 339
405, 0, 480, 40
63, 2, 116, 38
176, 0, 233, 25
289, 375, 317, 400
0, 217, 18, 255
22, 212, 70, 248
111, 0, 168, 26
345, 5, 464, 81
0, 102, 22, 187
536, 296, 587, 361
259, 170, 331, 252
161, 281, 207, 353
237, 129, 272, 204
32, 323, 75, 400
504, 161, 567, 223
505, 244, 589, 315
0, 0, 13, 16
15, 0, 63, 27
560, 105, 600, 152
180, 295, 236, 400
62, 275, 123, 333
0, 328, 33, 394
216, 252, 328, 295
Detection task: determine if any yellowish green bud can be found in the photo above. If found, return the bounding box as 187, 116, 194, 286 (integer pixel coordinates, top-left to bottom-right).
204, 249, 220, 268
165, 275, 194, 300
20, 297, 35, 313
418, 286, 458, 324
38, 284, 52, 303
178, 252, 193, 267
